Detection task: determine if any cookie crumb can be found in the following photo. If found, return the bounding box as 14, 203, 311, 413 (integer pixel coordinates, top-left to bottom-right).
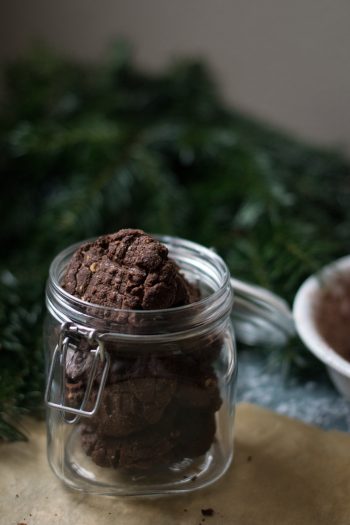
201, 508, 214, 517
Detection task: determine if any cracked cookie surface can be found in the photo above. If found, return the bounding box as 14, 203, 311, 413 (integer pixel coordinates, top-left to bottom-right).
62, 229, 198, 309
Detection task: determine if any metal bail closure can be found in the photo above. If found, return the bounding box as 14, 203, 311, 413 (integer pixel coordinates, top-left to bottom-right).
45, 322, 110, 424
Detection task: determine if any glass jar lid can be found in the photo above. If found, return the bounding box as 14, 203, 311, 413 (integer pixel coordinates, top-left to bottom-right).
230, 277, 295, 347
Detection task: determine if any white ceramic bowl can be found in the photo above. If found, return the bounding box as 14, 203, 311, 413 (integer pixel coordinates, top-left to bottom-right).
293, 255, 350, 400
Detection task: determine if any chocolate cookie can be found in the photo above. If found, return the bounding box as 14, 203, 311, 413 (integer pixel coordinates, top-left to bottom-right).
81, 418, 179, 470
81, 406, 216, 470
175, 372, 222, 412
62, 229, 198, 310
65, 344, 137, 384
174, 409, 216, 459
65, 379, 85, 408
90, 377, 177, 437
65, 342, 94, 381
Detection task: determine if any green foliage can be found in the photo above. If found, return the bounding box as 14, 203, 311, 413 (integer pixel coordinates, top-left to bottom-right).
1, 42, 350, 440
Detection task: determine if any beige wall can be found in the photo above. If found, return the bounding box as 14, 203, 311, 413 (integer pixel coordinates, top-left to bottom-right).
1, 0, 350, 152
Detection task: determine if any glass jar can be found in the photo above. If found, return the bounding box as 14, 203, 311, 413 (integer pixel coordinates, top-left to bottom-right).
44, 235, 294, 496
45, 236, 236, 495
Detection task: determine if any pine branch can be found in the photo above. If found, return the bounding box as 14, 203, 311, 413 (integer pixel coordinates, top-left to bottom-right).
1, 42, 350, 440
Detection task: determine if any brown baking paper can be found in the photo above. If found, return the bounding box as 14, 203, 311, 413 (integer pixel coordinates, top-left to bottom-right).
1, 403, 350, 525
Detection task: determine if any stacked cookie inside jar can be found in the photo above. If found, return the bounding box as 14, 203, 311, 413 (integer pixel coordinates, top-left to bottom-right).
63, 229, 223, 471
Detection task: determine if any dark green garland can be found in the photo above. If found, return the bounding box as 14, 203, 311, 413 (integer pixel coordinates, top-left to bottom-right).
1, 42, 349, 440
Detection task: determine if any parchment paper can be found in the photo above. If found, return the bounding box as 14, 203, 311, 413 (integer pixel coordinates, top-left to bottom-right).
1, 403, 350, 525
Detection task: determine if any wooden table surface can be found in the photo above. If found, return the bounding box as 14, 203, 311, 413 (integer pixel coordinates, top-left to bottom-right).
1, 403, 350, 525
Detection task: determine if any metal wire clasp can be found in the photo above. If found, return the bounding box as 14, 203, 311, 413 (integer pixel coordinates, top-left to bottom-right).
44, 322, 110, 424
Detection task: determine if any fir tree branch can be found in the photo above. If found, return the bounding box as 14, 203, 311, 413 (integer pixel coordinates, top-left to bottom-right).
1, 42, 350, 440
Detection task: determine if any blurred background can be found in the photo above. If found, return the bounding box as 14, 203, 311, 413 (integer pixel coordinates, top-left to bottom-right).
1, 0, 350, 152
1, 0, 350, 440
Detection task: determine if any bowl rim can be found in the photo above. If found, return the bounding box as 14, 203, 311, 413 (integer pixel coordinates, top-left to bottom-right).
293, 254, 350, 378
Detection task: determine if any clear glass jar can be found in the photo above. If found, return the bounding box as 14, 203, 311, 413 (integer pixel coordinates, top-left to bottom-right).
44, 236, 237, 496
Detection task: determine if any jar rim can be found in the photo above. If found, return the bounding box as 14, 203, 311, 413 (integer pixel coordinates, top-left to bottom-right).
46, 234, 233, 334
